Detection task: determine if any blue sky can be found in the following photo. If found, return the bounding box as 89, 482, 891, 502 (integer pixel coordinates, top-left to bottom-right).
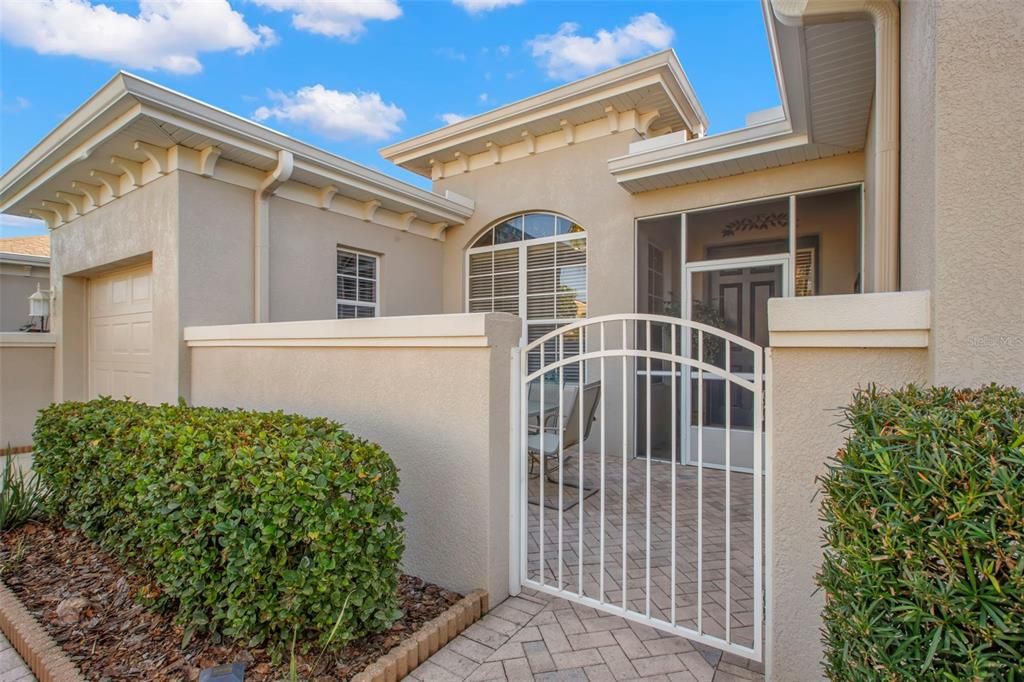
0, 0, 779, 238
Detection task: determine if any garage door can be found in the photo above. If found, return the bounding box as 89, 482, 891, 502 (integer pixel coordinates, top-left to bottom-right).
89, 263, 154, 403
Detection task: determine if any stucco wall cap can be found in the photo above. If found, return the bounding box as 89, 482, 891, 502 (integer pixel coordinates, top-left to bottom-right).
0, 332, 56, 348
768, 291, 930, 347
184, 313, 522, 349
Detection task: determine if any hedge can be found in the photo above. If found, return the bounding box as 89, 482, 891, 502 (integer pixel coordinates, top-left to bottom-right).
818, 385, 1024, 680
33, 398, 405, 653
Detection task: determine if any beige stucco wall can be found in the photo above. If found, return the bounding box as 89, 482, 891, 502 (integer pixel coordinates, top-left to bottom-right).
268, 196, 444, 321
0, 266, 49, 332
50, 171, 180, 403
900, 0, 1024, 387
767, 345, 927, 681
0, 337, 55, 448
187, 313, 521, 601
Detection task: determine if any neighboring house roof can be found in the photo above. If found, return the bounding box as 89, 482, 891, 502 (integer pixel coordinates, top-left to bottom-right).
381, 50, 708, 179
0, 235, 50, 258
0, 73, 473, 234
608, 1, 876, 192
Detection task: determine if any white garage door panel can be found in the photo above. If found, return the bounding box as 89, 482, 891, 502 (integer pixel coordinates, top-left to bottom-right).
89, 264, 154, 404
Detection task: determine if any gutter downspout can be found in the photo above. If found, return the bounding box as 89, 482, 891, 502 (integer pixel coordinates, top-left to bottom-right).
254, 150, 294, 322
772, 0, 900, 292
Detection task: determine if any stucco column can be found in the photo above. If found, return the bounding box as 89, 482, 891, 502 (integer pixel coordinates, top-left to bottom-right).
765, 292, 929, 680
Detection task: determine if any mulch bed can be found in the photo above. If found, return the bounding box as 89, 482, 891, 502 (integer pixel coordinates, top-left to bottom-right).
0, 520, 461, 681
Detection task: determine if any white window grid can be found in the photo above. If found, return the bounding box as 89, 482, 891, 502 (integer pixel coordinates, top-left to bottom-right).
337, 247, 380, 319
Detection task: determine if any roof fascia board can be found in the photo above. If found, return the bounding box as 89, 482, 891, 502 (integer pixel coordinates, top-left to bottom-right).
609, 119, 795, 174
610, 129, 810, 183
0, 103, 144, 213
380, 50, 707, 164
121, 76, 472, 220
0, 253, 50, 266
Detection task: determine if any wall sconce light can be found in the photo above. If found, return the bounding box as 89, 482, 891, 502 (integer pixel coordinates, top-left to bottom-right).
28, 283, 53, 332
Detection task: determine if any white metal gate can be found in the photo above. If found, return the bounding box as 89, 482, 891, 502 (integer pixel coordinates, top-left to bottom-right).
511, 313, 766, 662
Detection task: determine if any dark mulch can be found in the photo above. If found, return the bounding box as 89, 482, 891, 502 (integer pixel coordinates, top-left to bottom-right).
0, 520, 461, 681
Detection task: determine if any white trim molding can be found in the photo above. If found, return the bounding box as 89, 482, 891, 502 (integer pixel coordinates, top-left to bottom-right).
184, 312, 522, 349
768, 290, 929, 347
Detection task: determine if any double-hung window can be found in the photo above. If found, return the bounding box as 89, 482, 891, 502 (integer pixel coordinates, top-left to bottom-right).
337, 248, 379, 319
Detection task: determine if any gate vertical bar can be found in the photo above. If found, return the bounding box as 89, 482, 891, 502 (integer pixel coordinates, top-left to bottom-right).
753, 347, 765, 659
670, 324, 678, 626
599, 323, 606, 602
578, 327, 585, 595
645, 320, 652, 618
538, 340, 546, 586
697, 330, 704, 636
725, 343, 732, 643
558, 334, 565, 590
621, 319, 628, 611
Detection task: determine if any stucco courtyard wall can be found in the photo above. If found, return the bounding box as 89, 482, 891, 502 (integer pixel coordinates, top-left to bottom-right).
0, 334, 54, 448
186, 313, 521, 602
765, 292, 930, 681
900, 0, 1024, 388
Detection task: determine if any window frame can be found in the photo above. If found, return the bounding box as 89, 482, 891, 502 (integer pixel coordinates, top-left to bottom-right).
464, 212, 588, 347
336, 246, 381, 319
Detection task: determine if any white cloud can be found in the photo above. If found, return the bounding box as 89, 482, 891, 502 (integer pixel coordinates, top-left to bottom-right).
435, 47, 467, 61
253, 85, 405, 141
479, 92, 490, 103
453, 0, 524, 14
2, 95, 30, 113
528, 13, 674, 80
497, 44, 511, 56
0, 214, 47, 238
0, 0, 275, 75
439, 113, 467, 126
251, 0, 400, 39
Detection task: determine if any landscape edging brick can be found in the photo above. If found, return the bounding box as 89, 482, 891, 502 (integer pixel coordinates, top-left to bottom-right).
0, 582, 86, 682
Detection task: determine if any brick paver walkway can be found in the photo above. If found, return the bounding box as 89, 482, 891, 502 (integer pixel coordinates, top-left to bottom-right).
527, 452, 757, 650
0, 632, 35, 682
413, 588, 763, 681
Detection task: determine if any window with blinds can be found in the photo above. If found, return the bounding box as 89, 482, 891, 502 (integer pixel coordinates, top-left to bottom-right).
794, 246, 816, 297
337, 248, 379, 319
466, 212, 587, 382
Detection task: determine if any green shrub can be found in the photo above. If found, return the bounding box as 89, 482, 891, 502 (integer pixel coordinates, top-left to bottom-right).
818, 384, 1024, 680
0, 454, 47, 530
33, 398, 405, 653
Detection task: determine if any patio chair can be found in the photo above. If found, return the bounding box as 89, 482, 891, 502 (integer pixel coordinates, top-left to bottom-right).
527, 381, 601, 486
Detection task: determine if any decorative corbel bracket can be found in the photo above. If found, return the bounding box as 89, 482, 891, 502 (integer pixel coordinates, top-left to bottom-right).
110, 156, 144, 187
41, 200, 72, 223
71, 181, 104, 209
55, 191, 88, 216
486, 141, 501, 165
637, 110, 661, 136
362, 200, 382, 222
399, 212, 417, 231
199, 146, 222, 178
133, 141, 169, 175
318, 185, 338, 210
560, 119, 575, 145
429, 158, 444, 181
605, 106, 620, 134
453, 152, 469, 174
430, 222, 448, 241
28, 208, 60, 230
90, 169, 123, 198
521, 130, 536, 155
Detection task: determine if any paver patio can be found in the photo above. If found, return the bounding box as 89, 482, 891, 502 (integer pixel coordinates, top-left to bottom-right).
526, 451, 757, 649
0, 632, 35, 682
416, 587, 763, 681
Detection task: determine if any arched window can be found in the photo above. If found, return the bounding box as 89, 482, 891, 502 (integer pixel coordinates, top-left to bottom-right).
466, 212, 587, 372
